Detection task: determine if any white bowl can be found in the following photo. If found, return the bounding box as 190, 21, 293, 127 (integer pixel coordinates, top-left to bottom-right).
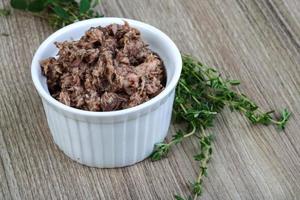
31, 18, 182, 168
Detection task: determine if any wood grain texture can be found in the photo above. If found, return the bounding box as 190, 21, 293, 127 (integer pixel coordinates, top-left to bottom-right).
0, 0, 299, 199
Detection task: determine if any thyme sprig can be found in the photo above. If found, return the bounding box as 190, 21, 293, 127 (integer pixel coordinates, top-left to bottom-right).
10, 0, 102, 29
151, 55, 291, 199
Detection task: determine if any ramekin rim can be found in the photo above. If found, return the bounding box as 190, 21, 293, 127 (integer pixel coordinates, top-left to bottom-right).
31, 17, 182, 118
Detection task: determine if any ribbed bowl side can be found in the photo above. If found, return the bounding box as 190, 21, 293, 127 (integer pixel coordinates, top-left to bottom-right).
41, 89, 175, 168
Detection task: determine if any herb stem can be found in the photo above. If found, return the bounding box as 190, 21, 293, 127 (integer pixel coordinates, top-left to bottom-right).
193, 126, 211, 200
269, 119, 280, 124
180, 103, 188, 114
179, 80, 191, 92
192, 96, 202, 106
170, 123, 196, 146
184, 123, 196, 138
179, 81, 202, 105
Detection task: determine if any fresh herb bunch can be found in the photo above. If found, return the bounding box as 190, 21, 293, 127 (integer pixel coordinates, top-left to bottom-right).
151, 55, 291, 200
10, 0, 102, 28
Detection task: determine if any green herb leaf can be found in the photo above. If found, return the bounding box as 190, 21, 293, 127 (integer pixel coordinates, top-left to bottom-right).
192, 182, 202, 196
28, 0, 47, 12
10, 0, 28, 10
174, 195, 185, 200
60, 0, 74, 2
228, 80, 240, 85
277, 108, 291, 130
150, 143, 170, 161
172, 130, 184, 144
194, 153, 205, 161
79, 0, 90, 13
52, 6, 69, 19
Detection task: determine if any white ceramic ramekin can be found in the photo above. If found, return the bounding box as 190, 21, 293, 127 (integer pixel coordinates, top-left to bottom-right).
31, 18, 182, 168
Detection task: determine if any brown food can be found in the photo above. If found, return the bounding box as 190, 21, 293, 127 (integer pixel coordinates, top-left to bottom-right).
41, 22, 166, 111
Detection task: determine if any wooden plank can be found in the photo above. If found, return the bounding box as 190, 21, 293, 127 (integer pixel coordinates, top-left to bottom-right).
0, 0, 299, 199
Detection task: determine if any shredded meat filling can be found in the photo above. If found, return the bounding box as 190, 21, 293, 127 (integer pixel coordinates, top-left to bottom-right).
41, 22, 166, 111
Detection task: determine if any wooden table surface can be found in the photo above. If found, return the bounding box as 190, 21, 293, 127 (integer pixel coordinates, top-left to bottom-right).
1, 0, 299, 199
